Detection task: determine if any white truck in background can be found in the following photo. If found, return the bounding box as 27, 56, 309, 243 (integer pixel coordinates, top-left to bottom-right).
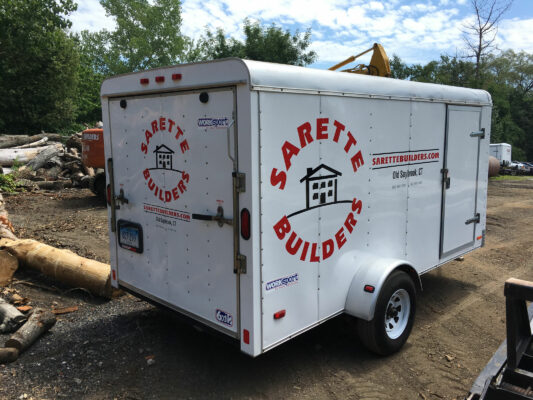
101, 58, 491, 357
489, 143, 511, 166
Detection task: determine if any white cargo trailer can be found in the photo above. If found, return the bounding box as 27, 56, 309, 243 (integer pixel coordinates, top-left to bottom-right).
101, 59, 491, 356
489, 143, 511, 166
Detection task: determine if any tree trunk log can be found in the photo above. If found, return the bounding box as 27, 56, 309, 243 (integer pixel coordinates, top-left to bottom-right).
0, 298, 27, 333
25, 144, 64, 170
5, 308, 56, 352
0, 347, 19, 364
66, 134, 82, 152
62, 153, 81, 162
1, 239, 112, 298
0, 134, 62, 149
15, 137, 49, 149
35, 180, 65, 191
0, 249, 18, 286
0, 143, 63, 167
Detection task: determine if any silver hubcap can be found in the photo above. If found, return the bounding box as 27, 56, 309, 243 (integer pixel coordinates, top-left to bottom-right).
384, 289, 410, 340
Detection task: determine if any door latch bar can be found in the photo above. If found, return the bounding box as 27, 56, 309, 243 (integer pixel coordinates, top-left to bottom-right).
192, 206, 232, 227
115, 188, 129, 205
465, 213, 480, 225
470, 128, 485, 138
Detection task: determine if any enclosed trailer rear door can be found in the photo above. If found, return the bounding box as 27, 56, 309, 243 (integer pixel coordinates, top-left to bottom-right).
440, 105, 483, 257
108, 88, 239, 336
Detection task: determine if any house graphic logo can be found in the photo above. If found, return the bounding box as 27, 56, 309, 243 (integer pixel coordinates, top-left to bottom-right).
287, 164, 353, 218
154, 144, 175, 170
268, 117, 365, 263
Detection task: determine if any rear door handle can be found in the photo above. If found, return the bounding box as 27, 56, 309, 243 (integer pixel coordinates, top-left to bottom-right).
192, 206, 232, 227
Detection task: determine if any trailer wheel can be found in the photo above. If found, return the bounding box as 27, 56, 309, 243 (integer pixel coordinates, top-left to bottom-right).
357, 270, 416, 355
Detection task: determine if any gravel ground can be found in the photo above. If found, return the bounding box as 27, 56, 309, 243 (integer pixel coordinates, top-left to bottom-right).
1, 181, 533, 399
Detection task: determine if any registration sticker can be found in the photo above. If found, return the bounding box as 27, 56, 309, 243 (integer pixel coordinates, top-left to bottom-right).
117, 220, 143, 253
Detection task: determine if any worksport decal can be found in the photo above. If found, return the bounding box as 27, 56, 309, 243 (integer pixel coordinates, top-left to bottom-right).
269, 118, 364, 263
139, 117, 190, 203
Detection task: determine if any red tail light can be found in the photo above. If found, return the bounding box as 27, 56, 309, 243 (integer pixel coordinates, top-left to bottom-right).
241, 208, 250, 240
364, 285, 375, 293
106, 184, 111, 206
274, 310, 286, 320
140, 78, 149, 85
172, 73, 182, 81
155, 76, 165, 83
243, 329, 250, 344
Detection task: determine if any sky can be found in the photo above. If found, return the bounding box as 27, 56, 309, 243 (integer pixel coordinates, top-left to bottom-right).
70, 0, 533, 69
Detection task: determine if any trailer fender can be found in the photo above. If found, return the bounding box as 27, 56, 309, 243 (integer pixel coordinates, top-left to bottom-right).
344, 253, 421, 321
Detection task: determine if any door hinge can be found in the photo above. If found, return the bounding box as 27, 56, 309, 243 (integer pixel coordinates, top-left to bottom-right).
233, 172, 245, 193
441, 168, 451, 189
470, 128, 485, 138
465, 213, 480, 225
234, 254, 247, 274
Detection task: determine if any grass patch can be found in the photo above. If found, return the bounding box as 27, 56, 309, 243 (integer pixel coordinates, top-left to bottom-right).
490, 175, 533, 181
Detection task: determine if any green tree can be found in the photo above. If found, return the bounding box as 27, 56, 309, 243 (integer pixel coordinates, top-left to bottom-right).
390, 50, 533, 161
98, 0, 190, 74
74, 0, 192, 121
484, 50, 533, 160
0, 0, 79, 133
389, 55, 412, 80
73, 30, 114, 123
195, 19, 317, 66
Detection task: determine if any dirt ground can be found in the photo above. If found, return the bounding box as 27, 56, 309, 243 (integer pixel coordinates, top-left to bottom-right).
1, 180, 533, 400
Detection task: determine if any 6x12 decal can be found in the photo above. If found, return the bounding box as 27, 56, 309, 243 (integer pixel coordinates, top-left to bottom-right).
215, 309, 233, 327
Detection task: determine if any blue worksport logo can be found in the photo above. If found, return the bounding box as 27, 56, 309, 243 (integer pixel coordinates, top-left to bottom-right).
265, 273, 299, 291
197, 117, 230, 129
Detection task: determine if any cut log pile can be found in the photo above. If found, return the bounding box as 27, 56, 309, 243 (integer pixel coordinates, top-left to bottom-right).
0, 188, 112, 364
0, 128, 102, 192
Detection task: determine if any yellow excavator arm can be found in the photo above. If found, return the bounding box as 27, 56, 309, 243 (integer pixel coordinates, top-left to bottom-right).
329, 43, 391, 77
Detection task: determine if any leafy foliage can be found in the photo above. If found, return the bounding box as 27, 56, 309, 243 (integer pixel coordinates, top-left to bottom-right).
0, 174, 18, 193
194, 19, 317, 66
0, 0, 79, 133
390, 51, 533, 161
73, 0, 193, 122
0, 0, 531, 165
98, 0, 189, 73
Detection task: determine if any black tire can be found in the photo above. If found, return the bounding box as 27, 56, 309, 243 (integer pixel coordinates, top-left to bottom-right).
357, 270, 416, 356
90, 173, 107, 203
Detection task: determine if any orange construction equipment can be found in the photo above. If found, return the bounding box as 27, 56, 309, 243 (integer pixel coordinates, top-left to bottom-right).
81, 128, 105, 168
81, 128, 106, 201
